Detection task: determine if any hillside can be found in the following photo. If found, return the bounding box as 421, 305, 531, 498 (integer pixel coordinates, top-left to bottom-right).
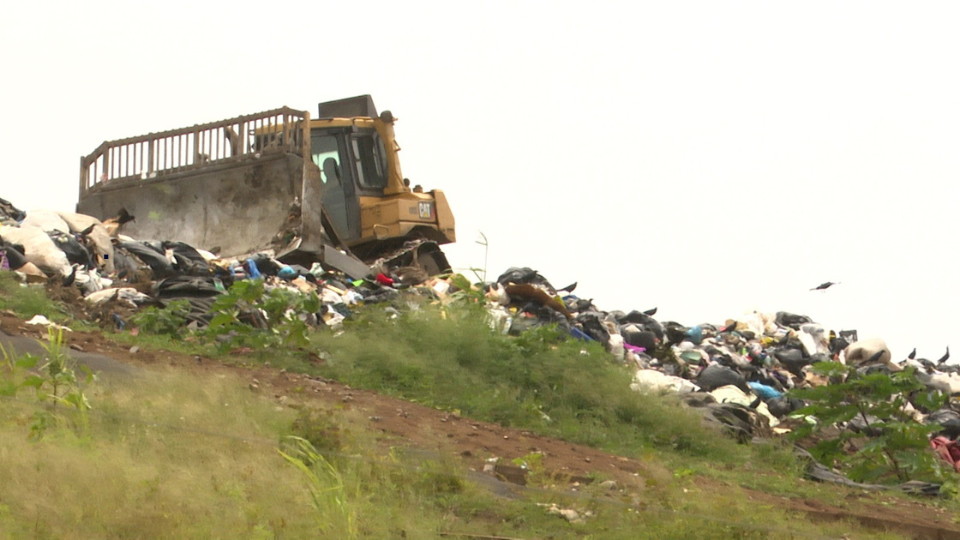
4, 196, 960, 537
2, 276, 960, 539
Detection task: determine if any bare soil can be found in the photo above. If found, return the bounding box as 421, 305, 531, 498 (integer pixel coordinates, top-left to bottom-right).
3, 311, 959, 539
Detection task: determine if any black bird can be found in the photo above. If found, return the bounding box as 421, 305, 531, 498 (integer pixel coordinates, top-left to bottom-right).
720, 321, 738, 333
937, 347, 950, 365
643, 307, 658, 316
865, 349, 887, 364
103, 208, 135, 237
908, 348, 917, 360
59, 265, 77, 288
557, 282, 577, 293
810, 281, 839, 291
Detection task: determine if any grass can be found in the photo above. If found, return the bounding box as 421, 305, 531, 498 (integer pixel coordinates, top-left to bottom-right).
0, 276, 952, 538
0, 371, 912, 539
311, 305, 751, 462
0, 350, 888, 540
0, 271, 66, 321
0, 371, 313, 538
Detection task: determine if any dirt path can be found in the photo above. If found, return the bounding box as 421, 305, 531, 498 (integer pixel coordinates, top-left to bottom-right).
3, 312, 959, 539
0, 327, 142, 377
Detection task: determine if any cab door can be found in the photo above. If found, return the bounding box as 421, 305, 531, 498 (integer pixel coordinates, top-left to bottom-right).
309, 130, 361, 242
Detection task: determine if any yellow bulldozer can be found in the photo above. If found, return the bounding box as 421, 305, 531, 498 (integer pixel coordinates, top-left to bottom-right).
77, 95, 455, 278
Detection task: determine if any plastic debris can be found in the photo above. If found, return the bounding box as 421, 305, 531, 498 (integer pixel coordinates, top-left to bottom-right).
25, 314, 72, 332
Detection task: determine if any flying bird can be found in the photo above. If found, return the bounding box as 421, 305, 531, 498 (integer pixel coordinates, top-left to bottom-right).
556, 281, 577, 293
810, 281, 839, 291
102, 208, 135, 237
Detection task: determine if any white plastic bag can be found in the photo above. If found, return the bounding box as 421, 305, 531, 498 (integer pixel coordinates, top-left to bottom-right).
57, 212, 115, 272
630, 369, 699, 394
22, 210, 70, 233
0, 225, 70, 276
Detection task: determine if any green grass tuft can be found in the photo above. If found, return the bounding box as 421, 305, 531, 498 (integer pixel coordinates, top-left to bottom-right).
312, 305, 744, 461
0, 271, 68, 320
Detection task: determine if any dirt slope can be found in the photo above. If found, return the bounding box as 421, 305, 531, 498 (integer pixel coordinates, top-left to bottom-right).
3, 312, 959, 539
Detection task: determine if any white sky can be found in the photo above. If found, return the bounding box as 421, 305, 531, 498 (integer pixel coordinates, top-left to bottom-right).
2, 1, 958, 360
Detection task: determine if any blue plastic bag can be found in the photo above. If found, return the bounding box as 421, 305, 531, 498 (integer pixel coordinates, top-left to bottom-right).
748, 381, 783, 400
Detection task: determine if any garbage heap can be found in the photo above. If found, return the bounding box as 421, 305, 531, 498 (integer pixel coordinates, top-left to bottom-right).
0, 197, 409, 328
3, 196, 960, 482
482, 265, 960, 483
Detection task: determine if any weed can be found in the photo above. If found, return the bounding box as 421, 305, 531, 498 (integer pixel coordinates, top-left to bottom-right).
512, 451, 548, 487
280, 436, 359, 538
790, 361, 947, 484
288, 407, 347, 457
1, 327, 92, 438
446, 273, 487, 306
0, 342, 37, 397
130, 299, 191, 336
201, 279, 321, 351
0, 271, 67, 320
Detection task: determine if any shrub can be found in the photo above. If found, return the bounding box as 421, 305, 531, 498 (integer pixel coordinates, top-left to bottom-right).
790, 361, 948, 484
201, 279, 321, 351
131, 299, 191, 336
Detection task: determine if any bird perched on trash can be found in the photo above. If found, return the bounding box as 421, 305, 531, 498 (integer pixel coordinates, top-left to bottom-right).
810, 281, 839, 291
937, 347, 950, 365
719, 320, 738, 334
908, 348, 917, 360
60, 265, 77, 287
102, 208, 135, 237
864, 349, 887, 364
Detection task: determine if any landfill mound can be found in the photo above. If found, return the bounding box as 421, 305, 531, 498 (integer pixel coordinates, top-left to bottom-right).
3, 195, 960, 492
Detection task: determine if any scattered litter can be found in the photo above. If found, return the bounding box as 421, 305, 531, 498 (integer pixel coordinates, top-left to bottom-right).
25, 314, 72, 332
540, 503, 593, 524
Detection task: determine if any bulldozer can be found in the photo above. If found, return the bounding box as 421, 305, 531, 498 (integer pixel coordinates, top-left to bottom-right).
76, 95, 455, 279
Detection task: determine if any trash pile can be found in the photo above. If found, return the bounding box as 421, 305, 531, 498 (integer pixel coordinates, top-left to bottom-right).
0, 197, 412, 329
480, 266, 960, 487
3, 195, 960, 487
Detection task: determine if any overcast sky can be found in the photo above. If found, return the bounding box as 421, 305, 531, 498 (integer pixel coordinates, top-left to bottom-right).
2, 1, 957, 360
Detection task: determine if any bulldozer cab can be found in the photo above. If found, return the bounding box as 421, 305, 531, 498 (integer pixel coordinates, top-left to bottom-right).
308, 125, 388, 244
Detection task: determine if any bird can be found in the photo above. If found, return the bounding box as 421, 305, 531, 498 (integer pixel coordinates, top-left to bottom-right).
719, 320, 738, 333
865, 349, 887, 364
937, 347, 950, 365
102, 208, 135, 237
908, 348, 917, 360
556, 281, 577, 293
810, 281, 839, 291
642, 307, 658, 316
57, 265, 77, 287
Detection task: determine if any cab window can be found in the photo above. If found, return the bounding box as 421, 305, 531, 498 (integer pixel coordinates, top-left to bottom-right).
352, 134, 387, 190
310, 134, 341, 184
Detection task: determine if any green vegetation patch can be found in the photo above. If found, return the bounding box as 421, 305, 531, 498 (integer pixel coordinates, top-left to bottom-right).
312, 305, 743, 461
0, 271, 67, 320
